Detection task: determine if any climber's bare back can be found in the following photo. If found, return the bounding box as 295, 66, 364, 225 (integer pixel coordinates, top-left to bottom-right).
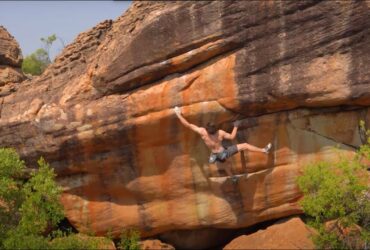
198, 129, 229, 154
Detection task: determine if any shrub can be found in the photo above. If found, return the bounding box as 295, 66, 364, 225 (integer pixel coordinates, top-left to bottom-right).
19, 157, 64, 235
3, 231, 49, 250
0, 148, 26, 244
50, 231, 111, 250
117, 228, 140, 250
297, 122, 370, 249
0, 149, 64, 249
0, 148, 114, 249
22, 48, 50, 76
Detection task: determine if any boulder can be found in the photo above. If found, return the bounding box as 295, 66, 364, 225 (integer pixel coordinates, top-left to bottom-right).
0, 1, 369, 249
0, 26, 25, 86
0, 66, 24, 86
224, 217, 316, 249
139, 239, 174, 250
0, 26, 22, 67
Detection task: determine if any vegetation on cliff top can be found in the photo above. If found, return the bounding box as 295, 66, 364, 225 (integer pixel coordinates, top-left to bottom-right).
22, 34, 64, 76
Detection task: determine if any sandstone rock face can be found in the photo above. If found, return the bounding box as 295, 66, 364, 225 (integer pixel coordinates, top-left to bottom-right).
0, 26, 25, 87
0, 1, 370, 249
0, 26, 22, 67
223, 217, 316, 249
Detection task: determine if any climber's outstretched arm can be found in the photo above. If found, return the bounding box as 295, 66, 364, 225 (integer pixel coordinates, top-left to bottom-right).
220, 120, 240, 140
174, 107, 203, 134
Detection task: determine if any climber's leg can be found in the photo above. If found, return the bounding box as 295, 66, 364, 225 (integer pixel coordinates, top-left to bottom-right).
224, 162, 233, 176
236, 142, 271, 154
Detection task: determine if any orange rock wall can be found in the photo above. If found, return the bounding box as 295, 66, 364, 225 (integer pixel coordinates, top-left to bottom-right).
0, 1, 369, 247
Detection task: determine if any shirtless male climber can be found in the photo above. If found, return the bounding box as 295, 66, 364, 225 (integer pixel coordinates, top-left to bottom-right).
174, 106, 271, 180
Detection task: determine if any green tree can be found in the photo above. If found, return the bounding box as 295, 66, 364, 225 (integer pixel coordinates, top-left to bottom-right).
22, 48, 50, 76
0, 148, 114, 249
18, 157, 64, 235
21, 34, 60, 76
297, 122, 370, 249
0, 149, 64, 249
40, 34, 56, 63
0, 148, 26, 244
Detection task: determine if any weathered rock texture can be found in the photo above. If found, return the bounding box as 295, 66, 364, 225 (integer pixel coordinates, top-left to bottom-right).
0, 1, 370, 249
223, 217, 316, 249
0, 26, 25, 88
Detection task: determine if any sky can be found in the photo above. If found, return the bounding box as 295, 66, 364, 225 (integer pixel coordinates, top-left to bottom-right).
0, 1, 131, 59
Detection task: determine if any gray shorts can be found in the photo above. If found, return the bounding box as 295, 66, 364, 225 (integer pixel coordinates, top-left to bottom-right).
209, 145, 238, 164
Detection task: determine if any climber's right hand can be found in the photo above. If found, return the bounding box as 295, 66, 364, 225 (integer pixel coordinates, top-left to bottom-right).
174, 106, 181, 116
233, 120, 241, 127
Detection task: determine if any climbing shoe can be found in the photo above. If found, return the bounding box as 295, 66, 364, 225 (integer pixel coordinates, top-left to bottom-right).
231, 176, 238, 183
263, 143, 272, 154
